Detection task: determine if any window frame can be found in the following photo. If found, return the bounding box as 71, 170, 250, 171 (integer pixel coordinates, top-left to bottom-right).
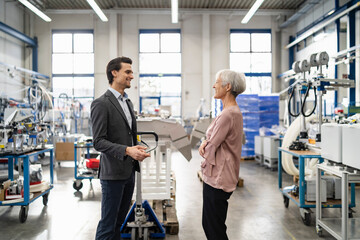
51, 29, 95, 108
138, 29, 182, 117
230, 29, 272, 94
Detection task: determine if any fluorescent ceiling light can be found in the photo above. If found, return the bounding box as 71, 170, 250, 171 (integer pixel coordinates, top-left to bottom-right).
86, 0, 108, 22
241, 0, 264, 24
18, 0, 51, 22
171, 0, 178, 23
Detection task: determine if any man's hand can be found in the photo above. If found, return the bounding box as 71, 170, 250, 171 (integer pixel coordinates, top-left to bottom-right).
198, 140, 207, 158
126, 145, 151, 161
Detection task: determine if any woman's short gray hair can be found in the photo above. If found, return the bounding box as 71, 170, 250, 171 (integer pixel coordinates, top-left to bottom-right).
216, 69, 246, 97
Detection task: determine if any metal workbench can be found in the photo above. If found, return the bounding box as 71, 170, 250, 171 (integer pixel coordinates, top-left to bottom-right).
316, 162, 360, 239
278, 148, 355, 226
0, 147, 54, 222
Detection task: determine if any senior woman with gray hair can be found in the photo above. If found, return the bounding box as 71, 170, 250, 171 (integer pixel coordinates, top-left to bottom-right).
199, 69, 246, 240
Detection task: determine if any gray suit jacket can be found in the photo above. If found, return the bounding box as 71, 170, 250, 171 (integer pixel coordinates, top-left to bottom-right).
90, 89, 140, 180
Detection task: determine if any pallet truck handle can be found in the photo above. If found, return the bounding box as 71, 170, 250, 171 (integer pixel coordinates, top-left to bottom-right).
137, 131, 158, 153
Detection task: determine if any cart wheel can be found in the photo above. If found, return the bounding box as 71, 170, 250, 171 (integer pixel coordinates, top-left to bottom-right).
43, 192, 49, 206
302, 212, 311, 226
19, 205, 29, 223
316, 225, 323, 237
73, 181, 83, 191
283, 196, 289, 208
131, 228, 137, 240
143, 228, 149, 240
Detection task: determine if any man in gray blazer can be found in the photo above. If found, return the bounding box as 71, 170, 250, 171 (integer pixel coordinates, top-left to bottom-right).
91, 56, 150, 240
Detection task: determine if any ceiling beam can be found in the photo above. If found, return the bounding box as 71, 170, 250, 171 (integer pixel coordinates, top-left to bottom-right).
45, 8, 294, 16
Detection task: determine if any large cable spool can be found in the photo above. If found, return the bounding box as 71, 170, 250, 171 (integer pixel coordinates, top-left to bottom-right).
309, 53, 319, 67
316, 51, 329, 66
309, 51, 329, 67
292, 61, 301, 73
300, 59, 310, 72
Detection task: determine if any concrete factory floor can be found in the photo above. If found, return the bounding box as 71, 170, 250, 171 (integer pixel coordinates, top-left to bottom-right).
1, 149, 359, 240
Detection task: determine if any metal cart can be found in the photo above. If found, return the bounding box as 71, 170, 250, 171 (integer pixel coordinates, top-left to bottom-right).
278, 148, 355, 226
0, 147, 54, 222
73, 142, 99, 191
316, 162, 360, 239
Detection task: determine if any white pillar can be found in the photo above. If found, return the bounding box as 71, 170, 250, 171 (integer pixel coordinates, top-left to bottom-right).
355, 11, 360, 106
202, 14, 211, 110
109, 13, 118, 60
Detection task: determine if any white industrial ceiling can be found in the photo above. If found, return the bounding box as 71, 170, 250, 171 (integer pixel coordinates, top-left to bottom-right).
23, 0, 305, 11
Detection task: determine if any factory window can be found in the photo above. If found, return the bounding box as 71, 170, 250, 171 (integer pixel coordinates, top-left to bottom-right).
51, 30, 94, 111
139, 30, 181, 117
230, 29, 272, 94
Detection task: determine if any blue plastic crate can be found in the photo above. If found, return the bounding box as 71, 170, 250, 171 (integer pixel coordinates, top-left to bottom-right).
244, 142, 254, 148
241, 150, 255, 157
259, 105, 279, 111
259, 95, 279, 102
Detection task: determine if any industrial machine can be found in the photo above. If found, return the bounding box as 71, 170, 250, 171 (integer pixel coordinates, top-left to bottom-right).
286, 51, 354, 147
0, 109, 49, 156
137, 118, 192, 162
43, 93, 91, 138
279, 51, 356, 225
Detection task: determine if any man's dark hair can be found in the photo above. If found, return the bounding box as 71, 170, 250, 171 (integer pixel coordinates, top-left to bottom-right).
106, 56, 132, 85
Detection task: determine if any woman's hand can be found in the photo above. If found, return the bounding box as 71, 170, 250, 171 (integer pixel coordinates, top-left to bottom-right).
198, 140, 207, 158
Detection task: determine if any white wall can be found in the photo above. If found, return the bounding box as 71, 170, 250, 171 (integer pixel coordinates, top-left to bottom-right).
34, 12, 283, 118
35, 14, 96, 77
295, 26, 337, 77
295, 0, 335, 33
0, 0, 26, 99
182, 15, 203, 118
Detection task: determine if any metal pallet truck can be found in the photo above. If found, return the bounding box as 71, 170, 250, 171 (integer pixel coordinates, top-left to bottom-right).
121, 132, 166, 240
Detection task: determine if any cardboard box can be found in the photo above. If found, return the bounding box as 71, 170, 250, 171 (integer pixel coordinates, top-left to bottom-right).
55, 142, 74, 161
0, 180, 11, 201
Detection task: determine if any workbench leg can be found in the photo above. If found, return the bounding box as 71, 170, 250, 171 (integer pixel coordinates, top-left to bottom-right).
23, 156, 30, 203
341, 172, 348, 240
74, 147, 78, 179
278, 149, 282, 189
316, 166, 321, 225
8, 157, 14, 180
299, 156, 305, 207
50, 149, 54, 185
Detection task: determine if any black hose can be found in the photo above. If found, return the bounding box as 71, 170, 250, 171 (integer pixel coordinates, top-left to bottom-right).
37, 87, 46, 121
301, 83, 317, 117
288, 86, 300, 117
